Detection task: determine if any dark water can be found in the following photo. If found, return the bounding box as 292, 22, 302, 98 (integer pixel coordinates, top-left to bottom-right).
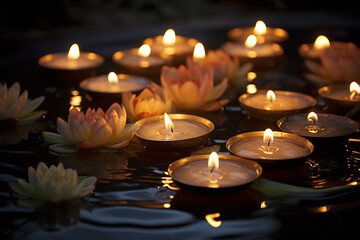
1, 25, 360, 239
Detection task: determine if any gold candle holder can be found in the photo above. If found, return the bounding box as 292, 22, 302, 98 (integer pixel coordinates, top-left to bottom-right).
239, 90, 317, 121
228, 27, 288, 43
168, 154, 262, 189
278, 113, 359, 138
135, 114, 214, 150
226, 131, 314, 165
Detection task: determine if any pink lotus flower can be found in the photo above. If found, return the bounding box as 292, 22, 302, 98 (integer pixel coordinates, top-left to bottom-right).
305, 44, 360, 84
42, 103, 138, 153
187, 49, 252, 84
0, 82, 46, 123
122, 83, 173, 122
161, 64, 228, 111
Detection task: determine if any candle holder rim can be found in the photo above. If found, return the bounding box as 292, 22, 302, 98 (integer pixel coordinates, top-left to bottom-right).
239, 90, 317, 112
134, 113, 214, 142
168, 154, 263, 189
38, 52, 104, 70
112, 48, 172, 66
143, 35, 199, 45
226, 131, 314, 161
222, 42, 284, 58
277, 113, 359, 138
318, 85, 360, 102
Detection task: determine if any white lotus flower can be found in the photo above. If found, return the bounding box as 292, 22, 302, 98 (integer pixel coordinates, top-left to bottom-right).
42, 103, 139, 153
0, 82, 46, 123
9, 162, 97, 206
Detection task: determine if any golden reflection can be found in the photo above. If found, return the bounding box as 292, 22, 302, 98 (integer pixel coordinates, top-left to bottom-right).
161, 176, 179, 191
163, 203, 171, 208
205, 213, 221, 228
69, 90, 82, 111
317, 205, 328, 213
247, 72, 257, 82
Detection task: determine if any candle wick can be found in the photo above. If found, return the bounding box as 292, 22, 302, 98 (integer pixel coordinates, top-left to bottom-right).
350, 91, 356, 100
311, 118, 316, 125
267, 140, 271, 147
170, 126, 174, 134
210, 166, 214, 173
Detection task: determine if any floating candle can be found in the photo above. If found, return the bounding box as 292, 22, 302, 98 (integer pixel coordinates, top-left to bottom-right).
143, 29, 198, 66
38, 43, 104, 84
228, 20, 288, 43
168, 153, 262, 188
239, 90, 317, 121
39, 43, 104, 70
278, 113, 359, 138
79, 72, 150, 95
226, 130, 314, 162
135, 114, 214, 150
298, 35, 330, 59
112, 44, 171, 80
318, 82, 360, 111
222, 36, 284, 59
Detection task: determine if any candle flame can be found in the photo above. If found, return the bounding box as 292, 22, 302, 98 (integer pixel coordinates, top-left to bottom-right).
245, 35, 257, 48
208, 152, 219, 169
254, 20, 266, 35
307, 112, 318, 123
314, 35, 330, 49
205, 213, 221, 228
350, 82, 360, 95
193, 42, 206, 59
247, 84, 257, 94
108, 72, 118, 84
163, 29, 176, 46
68, 43, 80, 60
164, 113, 174, 133
260, 201, 267, 209
263, 128, 274, 145
138, 44, 151, 58
266, 90, 276, 102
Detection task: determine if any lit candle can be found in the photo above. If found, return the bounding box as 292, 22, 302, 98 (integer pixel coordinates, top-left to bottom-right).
143, 28, 198, 65
318, 82, 360, 111
227, 129, 314, 161
135, 114, 214, 150
298, 35, 330, 59
222, 34, 284, 59
79, 72, 150, 95
112, 44, 171, 79
239, 90, 317, 121
38, 43, 104, 84
38, 43, 104, 70
278, 112, 359, 138
168, 153, 262, 188
228, 20, 288, 43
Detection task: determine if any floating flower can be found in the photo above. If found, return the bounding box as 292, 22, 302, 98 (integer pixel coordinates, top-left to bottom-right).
0, 82, 46, 123
122, 83, 173, 122
9, 162, 97, 207
305, 44, 360, 84
42, 103, 139, 153
187, 49, 252, 85
161, 65, 229, 111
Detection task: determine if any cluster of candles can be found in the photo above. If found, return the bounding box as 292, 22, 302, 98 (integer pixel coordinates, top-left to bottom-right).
37, 22, 359, 190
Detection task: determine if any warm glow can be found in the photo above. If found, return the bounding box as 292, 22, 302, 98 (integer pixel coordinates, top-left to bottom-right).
164, 113, 174, 132
247, 72, 257, 81
263, 128, 274, 144
266, 90, 276, 102
205, 213, 221, 228
254, 20, 267, 35
245, 35, 257, 48
67, 43, 80, 60
247, 84, 257, 94
163, 29, 176, 46
350, 82, 360, 95
108, 72, 118, 84
260, 201, 267, 209
163, 203, 171, 208
138, 44, 151, 58
307, 112, 318, 123
193, 42, 206, 59
314, 35, 330, 49
208, 152, 219, 169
